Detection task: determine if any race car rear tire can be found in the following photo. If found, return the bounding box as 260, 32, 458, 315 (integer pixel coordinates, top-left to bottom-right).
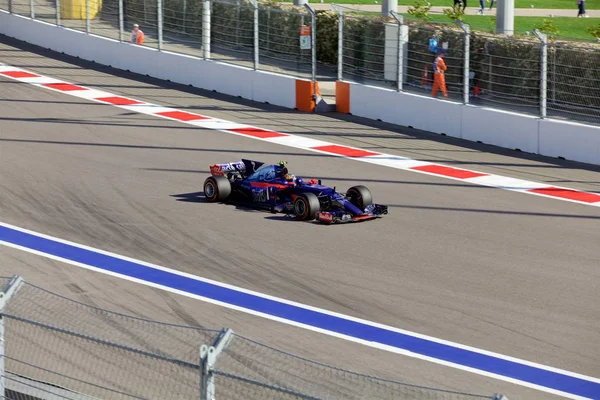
204, 175, 231, 202
293, 193, 320, 221
346, 185, 372, 210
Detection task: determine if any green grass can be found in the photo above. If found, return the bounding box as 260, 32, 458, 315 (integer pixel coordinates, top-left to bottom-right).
406, 0, 598, 10
334, 10, 600, 41
418, 15, 600, 40
290, 0, 599, 9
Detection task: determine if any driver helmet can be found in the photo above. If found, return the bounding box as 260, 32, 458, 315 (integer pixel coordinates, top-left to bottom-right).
275, 161, 289, 178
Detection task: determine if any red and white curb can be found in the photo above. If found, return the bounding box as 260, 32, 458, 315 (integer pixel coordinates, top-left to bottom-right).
2, 65, 600, 208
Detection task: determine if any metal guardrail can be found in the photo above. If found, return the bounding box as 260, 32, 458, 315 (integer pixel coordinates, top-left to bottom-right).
0, 276, 507, 399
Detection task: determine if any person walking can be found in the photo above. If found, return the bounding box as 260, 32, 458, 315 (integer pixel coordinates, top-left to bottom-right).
577, 0, 588, 17
453, 0, 466, 11
489, 0, 496, 11
478, 0, 485, 14
131, 24, 145, 45
432, 52, 448, 99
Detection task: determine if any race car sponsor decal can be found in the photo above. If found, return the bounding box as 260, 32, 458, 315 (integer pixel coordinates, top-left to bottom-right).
209, 164, 224, 175
316, 212, 334, 223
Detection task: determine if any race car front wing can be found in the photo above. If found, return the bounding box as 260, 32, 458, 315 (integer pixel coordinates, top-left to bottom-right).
316, 204, 388, 224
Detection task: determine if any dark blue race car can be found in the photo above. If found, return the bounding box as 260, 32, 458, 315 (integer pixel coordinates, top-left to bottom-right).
203, 159, 388, 224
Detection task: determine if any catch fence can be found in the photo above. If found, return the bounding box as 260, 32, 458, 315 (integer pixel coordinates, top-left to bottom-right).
2, 0, 600, 124
0, 275, 507, 400
333, 10, 600, 124
0, 0, 316, 78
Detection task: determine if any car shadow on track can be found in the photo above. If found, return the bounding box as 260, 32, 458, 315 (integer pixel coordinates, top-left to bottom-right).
171, 191, 206, 203
170, 191, 335, 224
171, 191, 279, 212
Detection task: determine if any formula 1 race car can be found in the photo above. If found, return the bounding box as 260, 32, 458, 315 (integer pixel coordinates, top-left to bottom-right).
202, 159, 388, 224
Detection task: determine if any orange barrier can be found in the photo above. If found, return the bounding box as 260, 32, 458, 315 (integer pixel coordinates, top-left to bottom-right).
336, 81, 350, 114
295, 80, 318, 112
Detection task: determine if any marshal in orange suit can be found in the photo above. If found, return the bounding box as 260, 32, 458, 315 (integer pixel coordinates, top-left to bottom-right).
431, 52, 448, 98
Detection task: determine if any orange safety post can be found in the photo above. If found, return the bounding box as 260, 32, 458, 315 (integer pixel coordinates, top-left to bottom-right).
336, 81, 350, 114
295, 79, 317, 113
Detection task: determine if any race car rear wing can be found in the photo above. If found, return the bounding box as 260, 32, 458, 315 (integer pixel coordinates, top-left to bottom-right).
209, 159, 265, 177
209, 161, 245, 176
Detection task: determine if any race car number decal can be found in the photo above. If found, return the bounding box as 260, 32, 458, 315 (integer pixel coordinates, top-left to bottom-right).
252, 188, 269, 203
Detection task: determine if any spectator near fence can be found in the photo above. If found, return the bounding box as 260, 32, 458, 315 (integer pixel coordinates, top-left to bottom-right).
131, 24, 145, 45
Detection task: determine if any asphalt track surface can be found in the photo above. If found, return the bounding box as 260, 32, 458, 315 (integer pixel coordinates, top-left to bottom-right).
1, 36, 600, 399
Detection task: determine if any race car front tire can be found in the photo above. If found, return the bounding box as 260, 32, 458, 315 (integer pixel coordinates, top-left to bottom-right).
293, 193, 320, 221
346, 185, 373, 210
204, 175, 232, 202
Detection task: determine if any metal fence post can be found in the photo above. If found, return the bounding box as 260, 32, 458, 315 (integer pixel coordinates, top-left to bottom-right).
382, 0, 396, 16
202, 0, 211, 60
534, 29, 547, 119
29, 0, 34, 19
200, 328, 233, 400
56, 0, 61, 26
253, 0, 259, 70
183, 0, 187, 30
458, 21, 470, 104
304, 4, 317, 92
0, 275, 25, 399
551, 44, 556, 105
118, 0, 124, 42
85, 0, 90, 33
333, 5, 343, 82
157, 0, 163, 50
390, 11, 405, 92
235, 0, 240, 46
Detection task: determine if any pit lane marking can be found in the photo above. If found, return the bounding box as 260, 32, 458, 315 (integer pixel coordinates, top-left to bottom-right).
0, 221, 598, 400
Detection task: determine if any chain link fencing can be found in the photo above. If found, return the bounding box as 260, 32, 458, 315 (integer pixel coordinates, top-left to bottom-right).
546, 41, 600, 124
0, 276, 506, 400
209, 0, 314, 77
405, 22, 467, 100
4, 0, 600, 124
336, 11, 389, 86
332, 11, 600, 125
0, 0, 316, 77
213, 333, 497, 400
468, 32, 542, 114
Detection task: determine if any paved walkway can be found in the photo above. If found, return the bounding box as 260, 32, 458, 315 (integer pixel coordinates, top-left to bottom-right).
303, 3, 600, 17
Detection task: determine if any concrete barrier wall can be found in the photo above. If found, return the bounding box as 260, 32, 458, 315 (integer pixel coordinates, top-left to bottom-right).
0, 11, 298, 109
346, 81, 600, 166
350, 84, 462, 138
461, 105, 540, 154
539, 119, 600, 165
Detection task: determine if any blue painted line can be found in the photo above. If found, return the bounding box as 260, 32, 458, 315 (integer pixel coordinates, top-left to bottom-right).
1, 224, 598, 399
